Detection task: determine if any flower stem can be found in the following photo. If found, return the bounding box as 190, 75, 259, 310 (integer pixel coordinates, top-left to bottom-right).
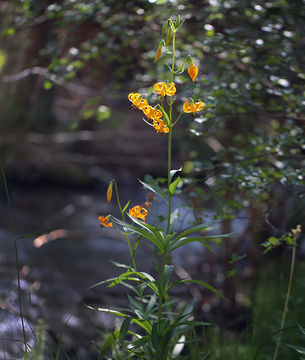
166, 30, 175, 235
272, 244, 297, 360
166, 127, 172, 235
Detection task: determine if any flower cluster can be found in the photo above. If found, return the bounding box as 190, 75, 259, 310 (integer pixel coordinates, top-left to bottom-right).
128, 92, 170, 134
183, 99, 205, 114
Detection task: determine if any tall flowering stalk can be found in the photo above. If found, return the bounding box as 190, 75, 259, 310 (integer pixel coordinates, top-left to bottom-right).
93, 17, 228, 360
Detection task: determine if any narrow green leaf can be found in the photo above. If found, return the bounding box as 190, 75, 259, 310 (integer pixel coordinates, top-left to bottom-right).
126, 213, 164, 246
151, 322, 159, 351
169, 176, 180, 195
169, 237, 215, 254
122, 200, 130, 214
146, 294, 157, 315
176, 320, 210, 327
110, 260, 134, 271
134, 309, 145, 320
138, 178, 168, 203
175, 224, 213, 241
98, 331, 119, 360
180, 299, 195, 318
127, 335, 150, 350
159, 106, 170, 125
128, 294, 142, 311
133, 319, 152, 334
298, 323, 305, 335
168, 279, 225, 300
96, 308, 128, 317
111, 216, 163, 250
286, 344, 305, 355
94, 307, 152, 333
164, 265, 174, 288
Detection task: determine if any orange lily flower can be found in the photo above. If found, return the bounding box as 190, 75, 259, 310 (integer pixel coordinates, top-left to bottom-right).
183, 99, 205, 114
99, 215, 113, 228
142, 105, 162, 121
154, 82, 167, 96
129, 205, 148, 222
153, 119, 169, 134
128, 93, 147, 110
166, 83, 176, 96
154, 82, 176, 97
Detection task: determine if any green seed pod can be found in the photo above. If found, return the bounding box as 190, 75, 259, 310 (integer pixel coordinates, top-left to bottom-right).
166, 28, 172, 46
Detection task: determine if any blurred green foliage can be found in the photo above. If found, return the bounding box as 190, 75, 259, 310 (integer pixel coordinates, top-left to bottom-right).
0, 0, 304, 224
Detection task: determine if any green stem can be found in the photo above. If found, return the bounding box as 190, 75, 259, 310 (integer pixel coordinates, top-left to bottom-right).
157, 253, 167, 350
0, 159, 27, 354
166, 31, 175, 235
171, 32, 176, 83
166, 127, 172, 235
272, 245, 296, 360
113, 180, 135, 269
156, 28, 176, 360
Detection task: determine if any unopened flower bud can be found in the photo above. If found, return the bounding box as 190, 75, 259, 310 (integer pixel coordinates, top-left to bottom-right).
188, 57, 198, 82
107, 182, 113, 202
154, 44, 162, 63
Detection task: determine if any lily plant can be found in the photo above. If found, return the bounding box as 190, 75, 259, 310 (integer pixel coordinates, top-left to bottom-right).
92, 17, 229, 360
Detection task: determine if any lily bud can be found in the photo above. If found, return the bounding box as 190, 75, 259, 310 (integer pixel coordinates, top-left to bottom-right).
154, 44, 162, 63
188, 57, 198, 82
107, 182, 113, 202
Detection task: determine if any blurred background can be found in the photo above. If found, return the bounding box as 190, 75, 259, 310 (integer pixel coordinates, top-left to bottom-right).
0, 0, 305, 359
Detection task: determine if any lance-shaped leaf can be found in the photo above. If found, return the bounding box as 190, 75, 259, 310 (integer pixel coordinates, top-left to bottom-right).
169, 236, 215, 254
174, 223, 213, 241
151, 322, 159, 351
111, 216, 163, 250
126, 213, 165, 245
169, 176, 180, 196
119, 317, 131, 345
95, 308, 152, 334
138, 178, 168, 203
168, 278, 225, 300
98, 330, 119, 360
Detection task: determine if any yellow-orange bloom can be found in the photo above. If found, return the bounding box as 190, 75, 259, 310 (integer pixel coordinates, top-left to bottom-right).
153, 119, 169, 134
154, 82, 167, 96
129, 205, 148, 222
166, 83, 176, 96
99, 215, 113, 228
107, 182, 113, 202
142, 105, 162, 121
154, 82, 176, 97
188, 61, 198, 82
128, 93, 147, 110
183, 99, 205, 114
